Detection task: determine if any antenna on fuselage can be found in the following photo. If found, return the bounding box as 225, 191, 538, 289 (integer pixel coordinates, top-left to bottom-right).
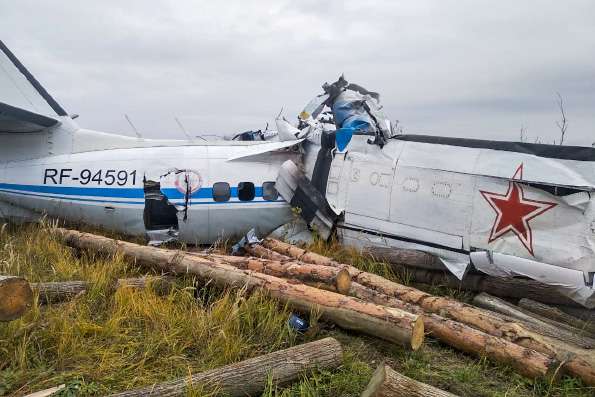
174, 116, 208, 141
175, 117, 193, 141
124, 114, 143, 139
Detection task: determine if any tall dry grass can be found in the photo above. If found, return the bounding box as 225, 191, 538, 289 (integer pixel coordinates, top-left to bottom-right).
1, 222, 593, 396
0, 222, 306, 395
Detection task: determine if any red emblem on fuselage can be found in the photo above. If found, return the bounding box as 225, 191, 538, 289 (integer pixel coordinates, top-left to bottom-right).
480, 164, 557, 256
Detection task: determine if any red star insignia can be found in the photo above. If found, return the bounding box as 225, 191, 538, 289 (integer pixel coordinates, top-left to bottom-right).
480, 164, 557, 256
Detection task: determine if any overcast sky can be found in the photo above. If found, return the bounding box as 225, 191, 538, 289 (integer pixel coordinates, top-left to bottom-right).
2, 0, 594, 145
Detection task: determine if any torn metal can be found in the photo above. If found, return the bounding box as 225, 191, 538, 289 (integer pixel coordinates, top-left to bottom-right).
231, 228, 262, 255
2, 38, 594, 308
277, 75, 595, 307
142, 168, 203, 245
146, 228, 179, 247
276, 160, 339, 241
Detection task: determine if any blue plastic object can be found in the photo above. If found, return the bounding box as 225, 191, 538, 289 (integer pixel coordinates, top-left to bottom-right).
288, 313, 309, 333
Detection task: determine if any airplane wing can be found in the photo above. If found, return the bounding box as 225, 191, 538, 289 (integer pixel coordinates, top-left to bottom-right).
226, 139, 304, 161
0, 39, 66, 133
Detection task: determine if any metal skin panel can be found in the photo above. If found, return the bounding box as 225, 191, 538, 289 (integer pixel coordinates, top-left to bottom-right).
344, 151, 394, 221
324, 152, 351, 214
0, 144, 296, 244
391, 165, 474, 243
399, 140, 595, 190
471, 172, 595, 274
323, 135, 595, 306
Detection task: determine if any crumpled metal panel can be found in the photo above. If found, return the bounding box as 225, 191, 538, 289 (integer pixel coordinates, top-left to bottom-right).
471, 251, 595, 308
146, 228, 179, 247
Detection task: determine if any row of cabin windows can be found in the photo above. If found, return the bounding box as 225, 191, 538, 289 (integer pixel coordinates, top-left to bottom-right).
212, 181, 279, 202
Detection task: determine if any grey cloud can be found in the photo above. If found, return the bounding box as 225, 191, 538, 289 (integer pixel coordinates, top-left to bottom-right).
1, 0, 594, 145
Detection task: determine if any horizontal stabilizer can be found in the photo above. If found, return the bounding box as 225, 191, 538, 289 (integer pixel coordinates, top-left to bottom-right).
0, 39, 68, 126
0, 101, 59, 133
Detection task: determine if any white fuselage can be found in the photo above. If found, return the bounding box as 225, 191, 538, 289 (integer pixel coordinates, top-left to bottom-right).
0, 125, 300, 244
324, 135, 595, 304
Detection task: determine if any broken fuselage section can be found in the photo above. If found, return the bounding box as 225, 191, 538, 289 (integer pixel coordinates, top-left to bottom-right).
283, 77, 595, 307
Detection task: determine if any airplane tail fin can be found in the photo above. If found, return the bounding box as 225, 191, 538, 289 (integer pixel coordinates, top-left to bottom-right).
0, 40, 76, 161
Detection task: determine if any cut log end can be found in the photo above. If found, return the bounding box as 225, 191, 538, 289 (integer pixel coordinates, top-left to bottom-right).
335, 268, 352, 295
0, 276, 34, 321
361, 363, 459, 397
361, 363, 388, 397
411, 316, 425, 351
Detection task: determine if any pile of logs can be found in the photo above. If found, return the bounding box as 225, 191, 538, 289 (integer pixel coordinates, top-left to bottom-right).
50, 228, 425, 350
250, 239, 595, 382
3, 227, 595, 394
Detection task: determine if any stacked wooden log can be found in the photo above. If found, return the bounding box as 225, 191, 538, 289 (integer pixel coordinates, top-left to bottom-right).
39, 228, 595, 387
517, 298, 595, 335
0, 276, 177, 315
21, 339, 343, 397
109, 337, 343, 397
0, 275, 33, 321
53, 228, 425, 350
32, 276, 176, 303
362, 363, 459, 397
255, 238, 595, 386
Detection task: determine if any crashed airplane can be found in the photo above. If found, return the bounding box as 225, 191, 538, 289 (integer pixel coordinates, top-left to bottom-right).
1, 40, 594, 307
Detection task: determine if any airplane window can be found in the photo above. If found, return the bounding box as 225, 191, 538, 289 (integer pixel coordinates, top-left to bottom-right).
238, 182, 255, 201
262, 181, 278, 201
213, 182, 230, 202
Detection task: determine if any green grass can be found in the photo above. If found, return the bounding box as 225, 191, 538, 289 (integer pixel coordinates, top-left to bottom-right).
0, 222, 593, 396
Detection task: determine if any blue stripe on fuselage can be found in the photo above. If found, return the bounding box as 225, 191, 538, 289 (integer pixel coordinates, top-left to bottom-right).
0, 183, 144, 198
0, 183, 278, 205
0, 188, 142, 205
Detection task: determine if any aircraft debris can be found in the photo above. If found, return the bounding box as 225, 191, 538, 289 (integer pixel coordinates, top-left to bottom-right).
1, 39, 594, 309
276, 160, 339, 240
231, 227, 261, 255
231, 129, 266, 141
287, 313, 309, 333
281, 75, 595, 308
275, 116, 301, 142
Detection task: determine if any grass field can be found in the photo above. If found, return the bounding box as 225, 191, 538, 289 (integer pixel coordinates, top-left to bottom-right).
0, 222, 593, 396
